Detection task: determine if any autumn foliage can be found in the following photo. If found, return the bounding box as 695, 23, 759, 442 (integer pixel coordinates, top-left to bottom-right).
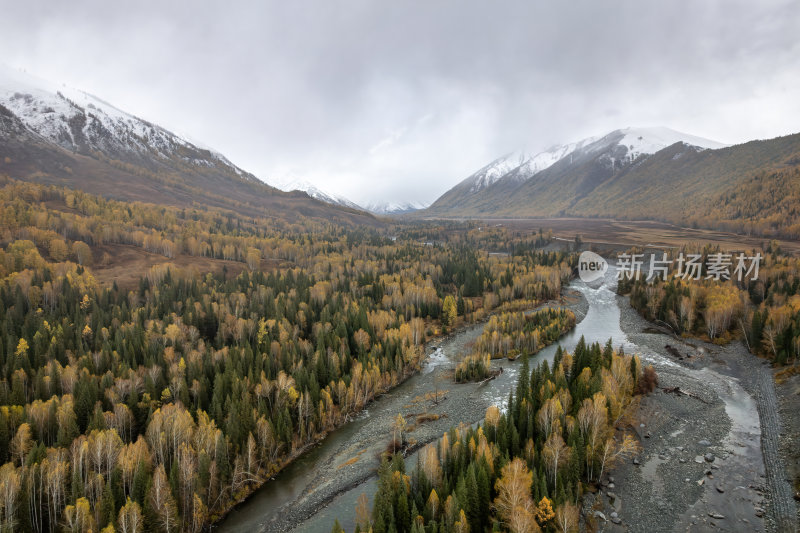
0, 180, 580, 531
620, 242, 800, 366
364, 339, 643, 533
455, 308, 576, 382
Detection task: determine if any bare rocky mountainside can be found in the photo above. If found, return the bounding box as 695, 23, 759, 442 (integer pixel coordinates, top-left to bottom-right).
0, 65, 377, 225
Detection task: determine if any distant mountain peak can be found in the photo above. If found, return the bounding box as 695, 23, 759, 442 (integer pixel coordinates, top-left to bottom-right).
269, 176, 362, 210
269, 175, 427, 215
363, 200, 429, 215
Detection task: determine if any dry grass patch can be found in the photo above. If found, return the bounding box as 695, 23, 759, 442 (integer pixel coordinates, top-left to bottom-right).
775, 365, 800, 385
337, 448, 367, 469
416, 413, 442, 424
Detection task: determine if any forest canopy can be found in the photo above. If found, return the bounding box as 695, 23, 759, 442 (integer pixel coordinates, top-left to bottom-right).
0, 179, 574, 532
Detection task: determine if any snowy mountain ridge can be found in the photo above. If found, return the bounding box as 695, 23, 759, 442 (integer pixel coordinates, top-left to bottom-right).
0, 64, 254, 179
465, 137, 600, 194
425, 125, 730, 215
459, 126, 727, 196
615, 126, 728, 158
270, 176, 363, 210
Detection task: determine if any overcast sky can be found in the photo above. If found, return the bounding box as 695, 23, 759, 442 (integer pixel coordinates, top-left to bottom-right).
2, 0, 799, 205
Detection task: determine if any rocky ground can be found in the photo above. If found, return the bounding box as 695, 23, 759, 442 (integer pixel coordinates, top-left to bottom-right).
775, 370, 800, 525
585, 295, 797, 533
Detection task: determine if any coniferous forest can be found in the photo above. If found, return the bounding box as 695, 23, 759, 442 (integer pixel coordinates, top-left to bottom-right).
0, 179, 574, 532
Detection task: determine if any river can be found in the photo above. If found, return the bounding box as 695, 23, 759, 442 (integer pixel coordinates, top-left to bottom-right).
215, 265, 629, 532
216, 264, 785, 532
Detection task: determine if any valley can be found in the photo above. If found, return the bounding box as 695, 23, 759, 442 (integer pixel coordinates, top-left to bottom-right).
419, 128, 800, 240
3, 163, 800, 532
423, 217, 800, 255
244, 260, 797, 533
2, 35, 800, 533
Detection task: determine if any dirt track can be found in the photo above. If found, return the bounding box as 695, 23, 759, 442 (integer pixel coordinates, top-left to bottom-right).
756, 370, 797, 532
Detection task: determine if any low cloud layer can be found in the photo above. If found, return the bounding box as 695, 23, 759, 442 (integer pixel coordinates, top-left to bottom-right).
2, 0, 799, 205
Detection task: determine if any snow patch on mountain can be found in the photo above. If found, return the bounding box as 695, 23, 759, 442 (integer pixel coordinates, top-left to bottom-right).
270, 176, 362, 210
467, 153, 526, 192
514, 137, 600, 180
363, 201, 428, 215
616, 126, 728, 159
0, 64, 253, 178
466, 136, 600, 193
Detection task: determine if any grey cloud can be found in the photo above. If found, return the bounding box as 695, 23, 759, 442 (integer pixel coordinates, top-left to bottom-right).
1, 0, 798, 204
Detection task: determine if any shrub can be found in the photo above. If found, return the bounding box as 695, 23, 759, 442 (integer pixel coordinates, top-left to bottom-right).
636, 365, 658, 395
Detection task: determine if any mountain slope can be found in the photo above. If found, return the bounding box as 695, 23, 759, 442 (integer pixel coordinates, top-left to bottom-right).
691, 164, 800, 238
569, 132, 800, 220
428, 127, 726, 214
430, 136, 600, 211
423, 126, 800, 237
496, 127, 729, 216
0, 65, 377, 225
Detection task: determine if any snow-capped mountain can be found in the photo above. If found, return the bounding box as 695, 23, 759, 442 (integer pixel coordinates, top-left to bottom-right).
614, 126, 727, 158
459, 126, 726, 197
0, 64, 255, 179
467, 137, 600, 194
566, 126, 727, 171
0, 65, 379, 225
362, 201, 428, 215
270, 176, 362, 210
465, 153, 527, 193
426, 126, 729, 216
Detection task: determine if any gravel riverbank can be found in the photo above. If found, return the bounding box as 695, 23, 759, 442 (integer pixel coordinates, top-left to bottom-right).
587, 294, 797, 532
